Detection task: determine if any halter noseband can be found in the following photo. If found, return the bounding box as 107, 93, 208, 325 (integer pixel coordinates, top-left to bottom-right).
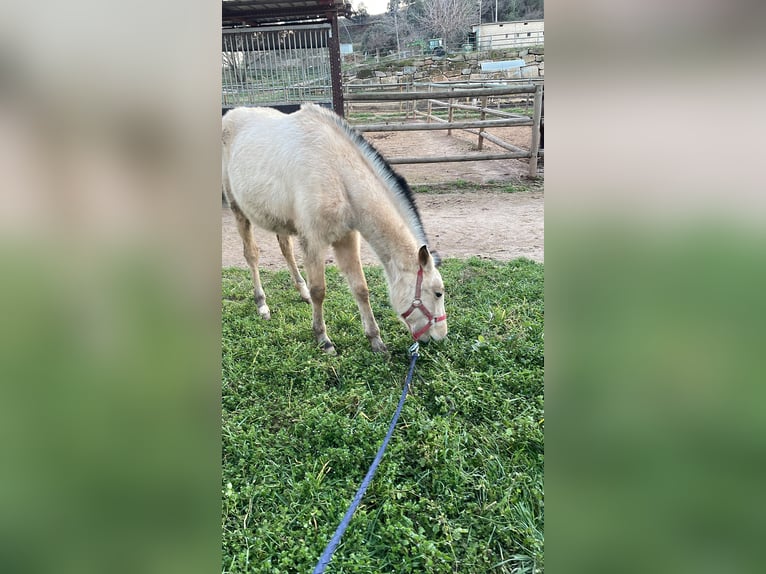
400, 267, 447, 341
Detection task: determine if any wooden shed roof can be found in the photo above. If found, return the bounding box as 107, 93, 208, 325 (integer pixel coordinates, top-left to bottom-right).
222, 0, 352, 28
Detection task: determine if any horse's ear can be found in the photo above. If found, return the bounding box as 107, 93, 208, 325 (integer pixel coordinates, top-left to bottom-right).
418, 245, 439, 269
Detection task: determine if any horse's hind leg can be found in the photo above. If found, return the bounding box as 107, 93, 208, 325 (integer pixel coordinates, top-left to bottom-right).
276, 234, 311, 303
333, 231, 387, 354
231, 203, 270, 320
302, 241, 336, 354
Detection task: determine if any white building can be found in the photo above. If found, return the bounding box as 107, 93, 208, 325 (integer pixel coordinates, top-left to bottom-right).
472, 20, 544, 51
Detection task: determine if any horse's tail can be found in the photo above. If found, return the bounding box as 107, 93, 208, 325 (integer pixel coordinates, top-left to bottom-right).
221, 112, 236, 205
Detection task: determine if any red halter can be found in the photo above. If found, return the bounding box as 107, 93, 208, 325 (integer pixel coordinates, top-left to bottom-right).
400, 267, 447, 341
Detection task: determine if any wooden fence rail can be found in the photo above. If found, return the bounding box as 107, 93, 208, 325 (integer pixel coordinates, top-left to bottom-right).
388, 152, 530, 165
346, 84, 543, 176
426, 99, 528, 119
344, 85, 537, 102
417, 111, 529, 155
355, 118, 533, 132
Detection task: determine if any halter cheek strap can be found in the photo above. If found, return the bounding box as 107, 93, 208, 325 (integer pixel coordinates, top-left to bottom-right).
400, 267, 447, 341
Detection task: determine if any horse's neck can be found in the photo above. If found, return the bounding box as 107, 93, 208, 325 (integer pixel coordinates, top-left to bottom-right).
350, 182, 419, 278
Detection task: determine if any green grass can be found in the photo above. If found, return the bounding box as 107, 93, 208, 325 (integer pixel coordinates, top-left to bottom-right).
411, 180, 544, 194
222, 258, 544, 573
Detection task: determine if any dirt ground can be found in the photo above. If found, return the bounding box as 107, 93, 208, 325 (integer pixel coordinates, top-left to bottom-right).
222, 125, 543, 269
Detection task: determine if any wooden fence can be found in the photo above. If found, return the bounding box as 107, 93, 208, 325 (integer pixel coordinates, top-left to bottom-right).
344, 83, 543, 177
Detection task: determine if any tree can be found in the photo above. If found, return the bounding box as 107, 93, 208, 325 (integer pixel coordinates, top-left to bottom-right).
415, 0, 476, 48
360, 9, 420, 54
485, 0, 543, 23
355, 2, 369, 23
388, 0, 417, 11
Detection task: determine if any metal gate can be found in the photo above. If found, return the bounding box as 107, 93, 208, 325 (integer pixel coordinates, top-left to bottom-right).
222, 24, 332, 111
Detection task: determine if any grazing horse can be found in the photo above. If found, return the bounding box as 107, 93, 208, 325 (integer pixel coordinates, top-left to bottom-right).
222, 103, 447, 354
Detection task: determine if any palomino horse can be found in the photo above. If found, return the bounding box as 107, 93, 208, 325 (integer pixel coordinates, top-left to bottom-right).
222, 103, 447, 354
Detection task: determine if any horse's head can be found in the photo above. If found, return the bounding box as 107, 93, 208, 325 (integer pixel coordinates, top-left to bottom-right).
394, 245, 448, 342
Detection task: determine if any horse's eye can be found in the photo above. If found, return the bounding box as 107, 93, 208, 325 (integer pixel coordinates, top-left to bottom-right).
435, 292, 443, 298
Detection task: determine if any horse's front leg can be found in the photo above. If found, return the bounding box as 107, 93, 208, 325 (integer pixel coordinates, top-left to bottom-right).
302, 244, 336, 355
333, 231, 387, 355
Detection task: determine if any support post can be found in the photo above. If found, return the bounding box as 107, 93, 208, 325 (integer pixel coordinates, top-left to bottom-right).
528, 84, 543, 177
328, 12, 344, 116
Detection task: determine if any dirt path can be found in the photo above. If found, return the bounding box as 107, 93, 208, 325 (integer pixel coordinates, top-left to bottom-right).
222, 126, 543, 269
222, 190, 543, 269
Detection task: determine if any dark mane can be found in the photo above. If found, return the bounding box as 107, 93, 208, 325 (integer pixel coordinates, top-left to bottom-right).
310, 104, 431, 250
357, 135, 425, 234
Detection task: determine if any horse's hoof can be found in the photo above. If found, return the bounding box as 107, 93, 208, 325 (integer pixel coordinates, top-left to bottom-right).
258, 305, 271, 320
370, 339, 388, 355
321, 340, 337, 355
298, 286, 311, 303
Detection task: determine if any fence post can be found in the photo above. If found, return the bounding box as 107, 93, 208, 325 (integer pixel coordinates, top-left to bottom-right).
447, 87, 454, 136
408, 82, 413, 120
477, 95, 488, 150
528, 84, 543, 177
409, 82, 416, 120
427, 84, 432, 123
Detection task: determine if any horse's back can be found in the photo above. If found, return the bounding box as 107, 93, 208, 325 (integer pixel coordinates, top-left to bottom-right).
222, 105, 352, 240
222, 106, 285, 146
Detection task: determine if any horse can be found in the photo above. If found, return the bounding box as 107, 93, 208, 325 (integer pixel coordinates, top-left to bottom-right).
221, 103, 447, 354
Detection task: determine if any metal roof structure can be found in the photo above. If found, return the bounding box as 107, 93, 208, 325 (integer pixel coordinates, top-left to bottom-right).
222, 0, 350, 114
222, 0, 352, 28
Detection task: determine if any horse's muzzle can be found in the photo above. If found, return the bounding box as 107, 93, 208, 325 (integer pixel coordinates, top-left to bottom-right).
414, 319, 447, 343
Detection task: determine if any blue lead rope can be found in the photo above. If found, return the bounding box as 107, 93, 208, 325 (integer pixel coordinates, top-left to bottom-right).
312, 342, 420, 574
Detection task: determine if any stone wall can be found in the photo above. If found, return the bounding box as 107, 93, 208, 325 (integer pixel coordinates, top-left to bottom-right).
345, 47, 543, 85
